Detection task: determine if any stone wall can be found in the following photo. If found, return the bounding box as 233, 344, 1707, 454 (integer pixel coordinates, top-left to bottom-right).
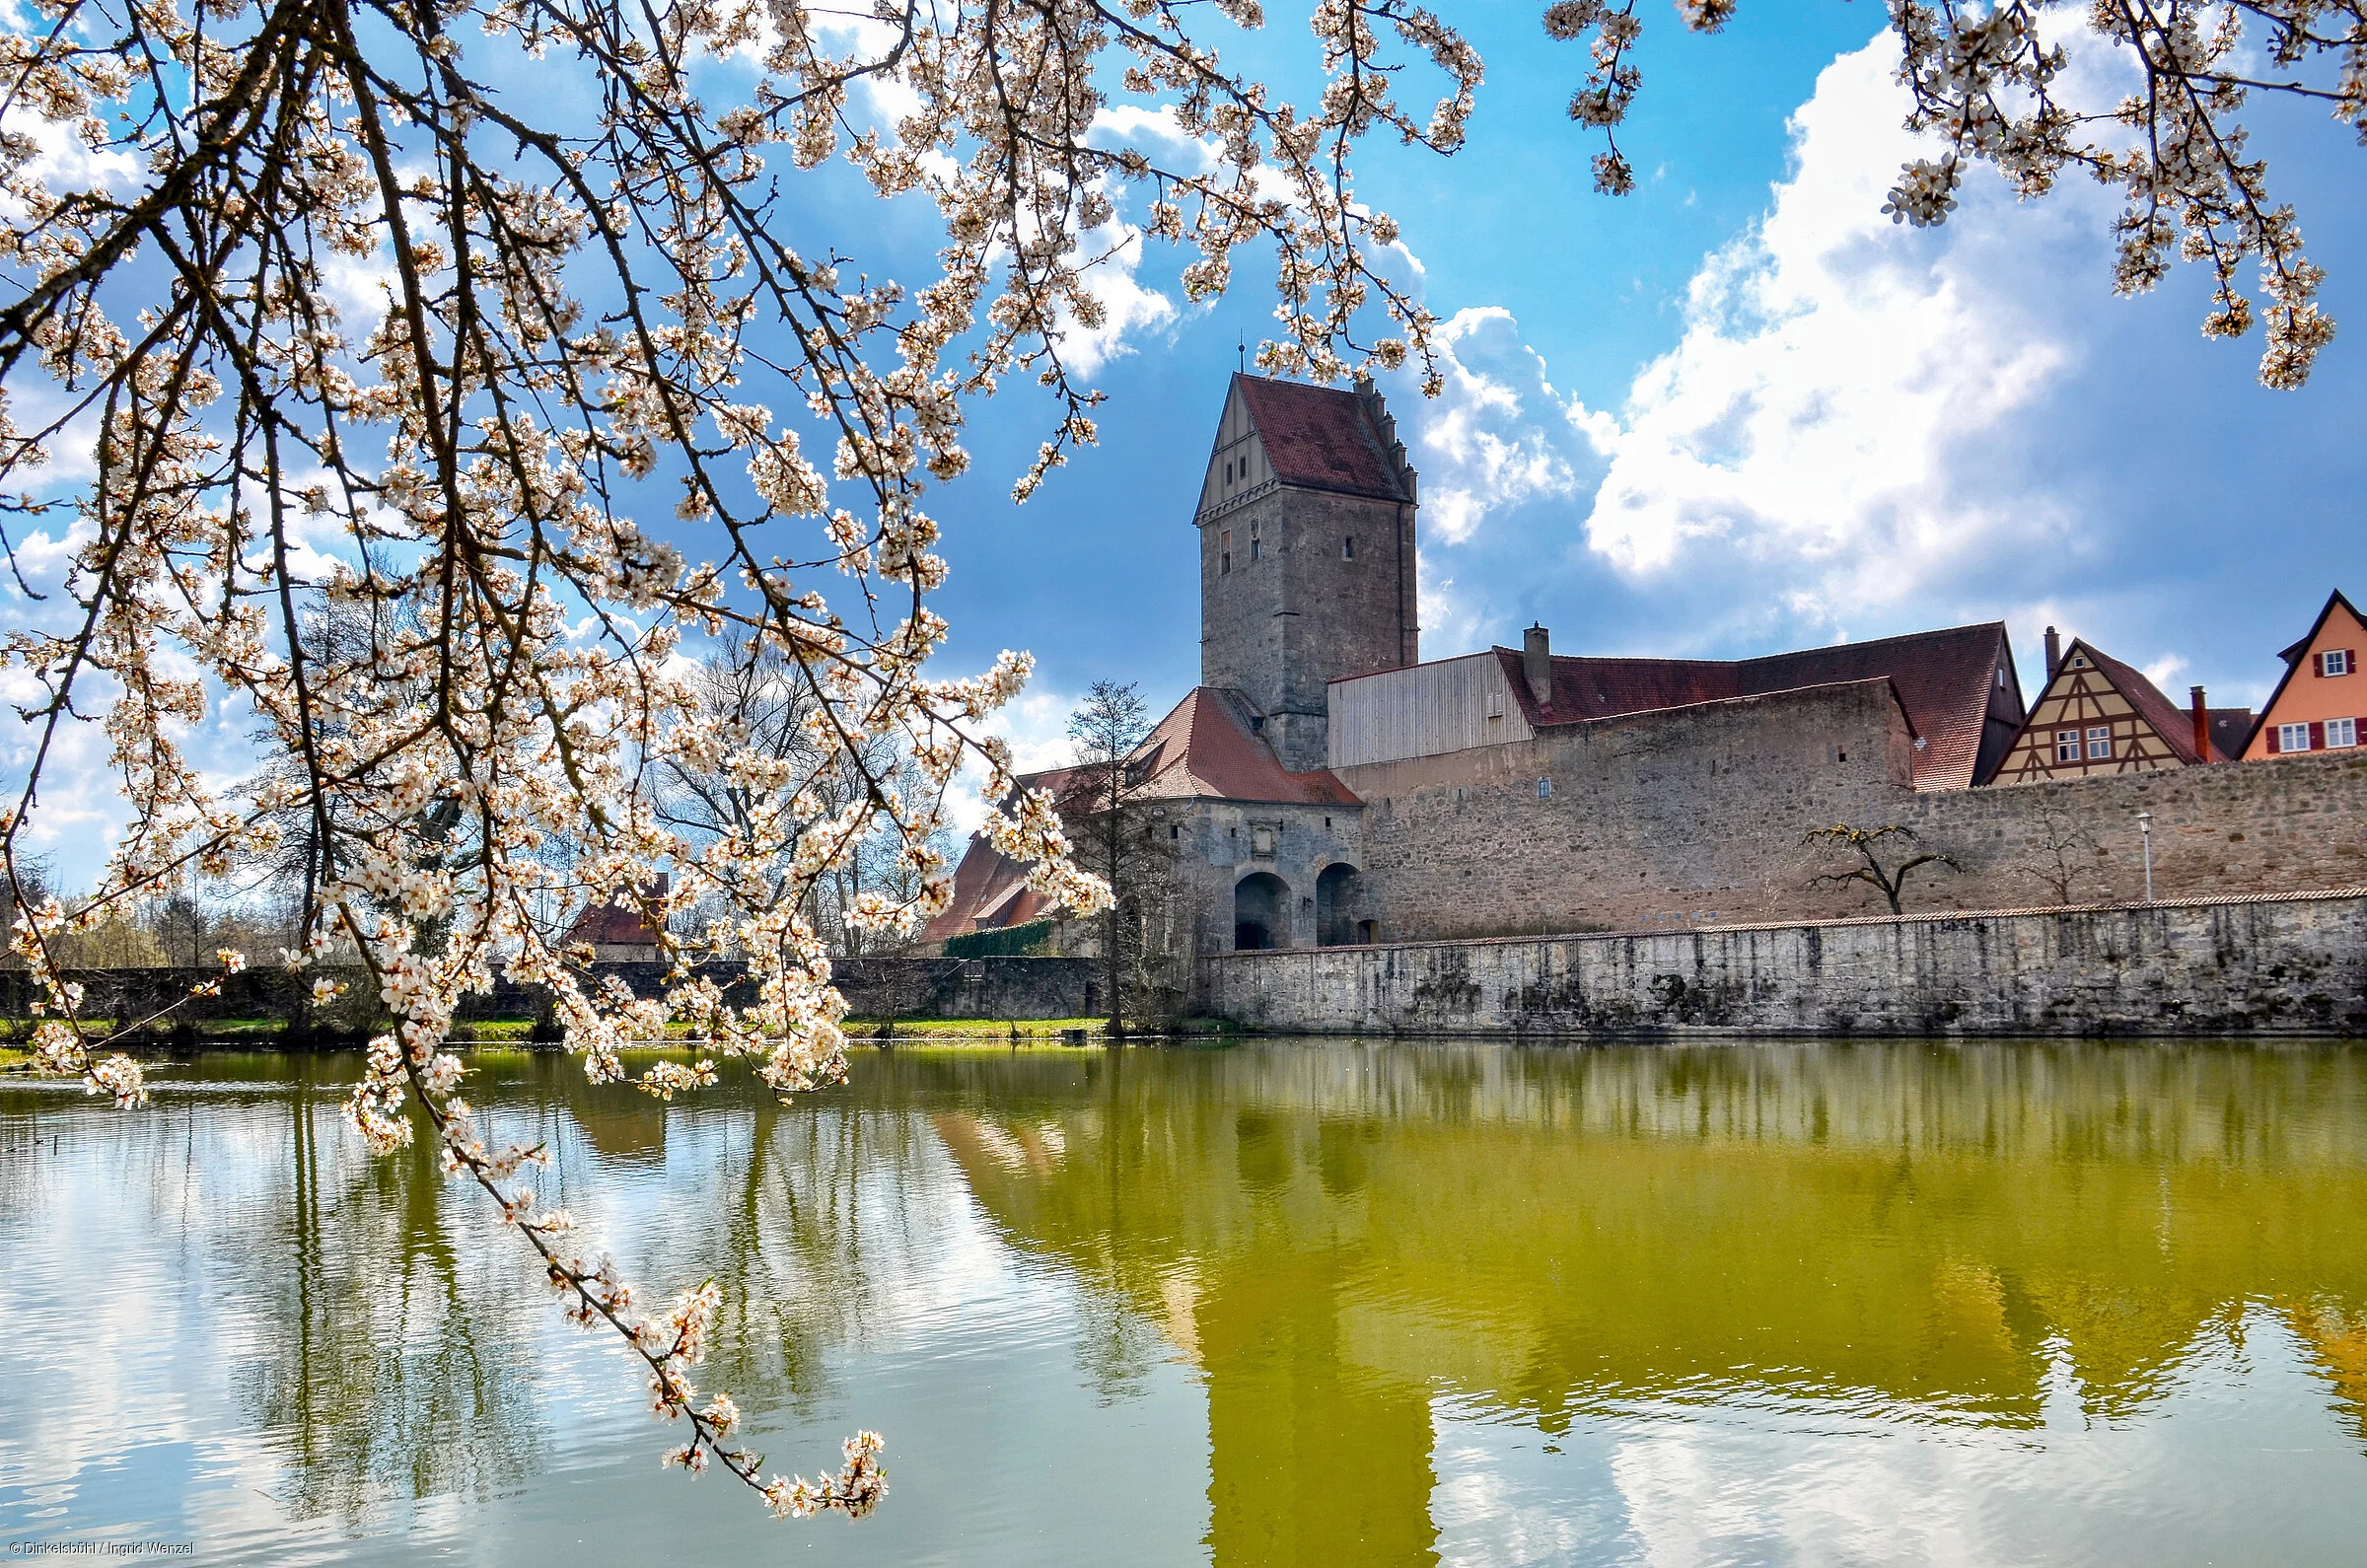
1339, 678, 1916, 939
0, 956, 1096, 1035
1197, 889, 2367, 1037
1335, 684, 2367, 941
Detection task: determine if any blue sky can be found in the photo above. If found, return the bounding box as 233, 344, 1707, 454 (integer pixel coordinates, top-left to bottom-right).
921, 10, 2367, 769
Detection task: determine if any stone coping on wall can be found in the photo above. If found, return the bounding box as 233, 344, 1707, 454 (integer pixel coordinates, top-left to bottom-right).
1201, 885, 2367, 959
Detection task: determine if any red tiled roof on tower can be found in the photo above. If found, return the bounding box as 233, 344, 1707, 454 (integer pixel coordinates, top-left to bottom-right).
1231, 376, 1409, 501
1488, 622, 2019, 790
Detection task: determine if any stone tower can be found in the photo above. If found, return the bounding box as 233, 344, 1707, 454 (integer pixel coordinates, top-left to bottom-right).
1195, 373, 1419, 771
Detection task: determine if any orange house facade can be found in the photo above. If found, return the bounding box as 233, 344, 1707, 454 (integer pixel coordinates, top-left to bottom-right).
2244, 590, 2366, 760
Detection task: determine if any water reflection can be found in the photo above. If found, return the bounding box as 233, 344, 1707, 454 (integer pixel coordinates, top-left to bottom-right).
1, 1040, 2365, 1566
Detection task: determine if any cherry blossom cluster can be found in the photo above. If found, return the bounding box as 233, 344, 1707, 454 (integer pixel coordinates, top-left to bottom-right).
0, 0, 1476, 1521
1548, 0, 2361, 388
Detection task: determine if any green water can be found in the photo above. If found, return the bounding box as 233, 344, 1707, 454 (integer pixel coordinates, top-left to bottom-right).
5, 1040, 2367, 1565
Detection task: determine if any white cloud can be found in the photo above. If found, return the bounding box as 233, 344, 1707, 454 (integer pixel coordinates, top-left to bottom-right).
1569, 34, 2126, 628
946, 682, 1079, 837
1396, 307, 1591, 545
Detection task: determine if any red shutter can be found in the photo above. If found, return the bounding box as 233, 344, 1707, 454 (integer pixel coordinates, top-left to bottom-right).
2311, 721, 2326, 749
2267, 726, 2281, 753
2348, 649, 2359, 674
2313, 654, 2325, 677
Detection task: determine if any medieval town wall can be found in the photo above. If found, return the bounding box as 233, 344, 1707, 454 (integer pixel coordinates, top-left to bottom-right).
1335, 686, 2367, 941
1337, 678, 1919, 938
1197, 890, 2367, 1037
0, 956, 1099, 1035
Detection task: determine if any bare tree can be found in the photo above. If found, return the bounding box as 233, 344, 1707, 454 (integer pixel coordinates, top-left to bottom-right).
1803, 823, 1964, 916
2020, 805, 2104, 906
1066, 681, 1159, 1037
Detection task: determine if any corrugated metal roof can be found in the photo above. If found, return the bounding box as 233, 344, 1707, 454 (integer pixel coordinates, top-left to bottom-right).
1232, 375, 1407, 501
1490, 622, 2013, 789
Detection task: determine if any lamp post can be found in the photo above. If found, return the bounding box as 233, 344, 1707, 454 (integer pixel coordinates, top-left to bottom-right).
2137, 811, 2154, 903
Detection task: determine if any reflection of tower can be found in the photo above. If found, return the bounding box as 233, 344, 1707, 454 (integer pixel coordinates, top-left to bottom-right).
1196, 373, 1419, 772
1196, 1252, 1441, 1565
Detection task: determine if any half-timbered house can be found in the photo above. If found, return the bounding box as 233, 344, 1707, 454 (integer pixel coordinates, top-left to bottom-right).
1991, 638, 2244, 783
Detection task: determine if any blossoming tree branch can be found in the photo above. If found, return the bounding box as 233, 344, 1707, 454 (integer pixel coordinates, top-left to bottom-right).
1552, 0, 2363, 389
0, 0, 1473, 1517
0, 0, 2354, 1526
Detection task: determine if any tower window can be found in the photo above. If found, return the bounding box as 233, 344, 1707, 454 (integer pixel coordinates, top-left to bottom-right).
1220, 530, 1232, 574
1225, 460, 1233, 483
1343, 536, 1355, 559
1250, 522, 1261, 562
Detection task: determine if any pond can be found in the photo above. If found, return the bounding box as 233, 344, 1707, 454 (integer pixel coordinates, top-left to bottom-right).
5, 1039, 2367, 1565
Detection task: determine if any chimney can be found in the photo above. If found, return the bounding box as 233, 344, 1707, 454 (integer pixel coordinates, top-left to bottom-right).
1523, 624, 1551, 705
2044, 626, 2061, 681
2191, 685, 2211, 761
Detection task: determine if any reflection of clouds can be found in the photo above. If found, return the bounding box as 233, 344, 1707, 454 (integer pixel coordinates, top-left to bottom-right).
1432, 1310, 2367, 1567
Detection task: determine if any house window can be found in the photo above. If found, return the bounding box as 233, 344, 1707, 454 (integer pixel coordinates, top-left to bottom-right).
2055, 730, 2081, 762
1343, 536, 1355, 559
1536, 777, 1552, 800
2330, 718, 2359, 748
1486, 691, 1506, 720
2322, 650, 2355, 677
2085, 726, 2113, 759
1170, 824, 1180, 839
2278, 722, 2313, 752
1996, 667, 2007, 689
1220, 530, 1232, 574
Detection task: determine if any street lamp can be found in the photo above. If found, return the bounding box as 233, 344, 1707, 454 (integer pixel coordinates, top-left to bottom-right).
2137, 811, 2154, 903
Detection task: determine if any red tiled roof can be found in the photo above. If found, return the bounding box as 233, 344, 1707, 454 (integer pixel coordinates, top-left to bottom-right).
1491, 622, 2015, 790
2076, 642, 2217, 764
921, 687, 1357, 944
1232, 375, 1408, 501
1129, 687, 1359, 806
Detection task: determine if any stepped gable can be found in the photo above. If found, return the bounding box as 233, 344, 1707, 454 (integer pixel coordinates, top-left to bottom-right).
1491, 622, 2012, 790
1231, 376, 1408, 501
920, 687, 1356, 944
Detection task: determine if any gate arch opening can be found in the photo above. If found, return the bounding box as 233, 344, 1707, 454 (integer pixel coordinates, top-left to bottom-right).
1315, 863, 1364, 946
1234, 872, 1289, 951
